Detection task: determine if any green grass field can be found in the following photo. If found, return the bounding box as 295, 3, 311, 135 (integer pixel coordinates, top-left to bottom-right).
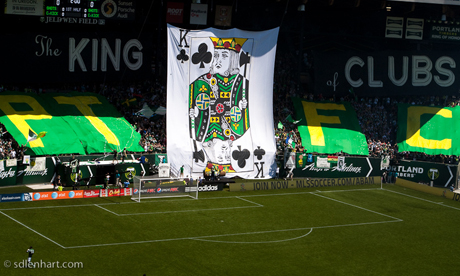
0, 183, 459, 275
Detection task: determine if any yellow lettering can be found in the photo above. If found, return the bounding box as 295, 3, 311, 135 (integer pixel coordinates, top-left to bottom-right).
0, 96, 51, 148
54, 96, 120, 146
406, 106, 451, 149
302, 102, 346, 146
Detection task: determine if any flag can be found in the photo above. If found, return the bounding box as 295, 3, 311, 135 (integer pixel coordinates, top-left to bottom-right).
292, 98, 368, 155
316, 156, 330, 168
396, 103, 460, 155
337, 156, 346, 171
136, 103, 166, 117
0, 91, 144, 155
27, 129, 37, 142
285, 135, 295, 148
327, 155, 338, 163
166, 24, 279, 179
349, 87, 357, 101
380, 155, 390, 170
153, 106, 166, 115
277, 121, 284, 129
28, 130, 47, 142
286, 114, 302, 124
122, 98, 137, 107
23, 155, 31, 165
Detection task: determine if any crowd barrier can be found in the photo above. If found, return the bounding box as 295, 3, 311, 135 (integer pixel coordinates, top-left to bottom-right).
396, 179, 460, 202
229, 176, 381, 192
1, 153, 457, 190
0, 188, 133, 203
281, 154, 458, 189
0, 153, 166, 187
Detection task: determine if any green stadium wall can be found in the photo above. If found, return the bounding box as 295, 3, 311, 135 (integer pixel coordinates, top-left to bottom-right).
280, 155, 457, 189
0, 153, 167, 187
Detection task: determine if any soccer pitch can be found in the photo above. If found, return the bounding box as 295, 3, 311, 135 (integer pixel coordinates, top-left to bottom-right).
0, 184, 459, 275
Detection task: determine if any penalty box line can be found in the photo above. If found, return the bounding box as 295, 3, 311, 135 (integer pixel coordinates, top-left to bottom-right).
64, 219, 401, 249
0, 189, 400, 250
0, 188, 379, 212
0, 190, 400, 250
0, 198, 265, 250
67, 191, 403, 249
94, 197, 263, 216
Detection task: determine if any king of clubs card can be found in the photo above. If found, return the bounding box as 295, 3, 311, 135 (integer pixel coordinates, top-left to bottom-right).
189, 36, 253, 175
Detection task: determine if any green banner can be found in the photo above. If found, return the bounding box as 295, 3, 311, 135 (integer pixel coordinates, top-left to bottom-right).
0, 161, 17, 187
292, 98, 368, 155
283, 156, 381, 179
0, 92, 143, 155
16, 157, 55, 185
390, 160, 456, 188
397, 103, 460, 155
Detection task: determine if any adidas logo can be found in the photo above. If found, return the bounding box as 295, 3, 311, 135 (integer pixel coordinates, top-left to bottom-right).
198, 185, 218, 191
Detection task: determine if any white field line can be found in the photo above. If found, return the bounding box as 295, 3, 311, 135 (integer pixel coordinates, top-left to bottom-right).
0, 204, 102, 211
65, 219, 401, 249
235, 196, 264, 207
0, 211, 66, 249
235, 188, 382, 199
383, 188, 460, 211
190, 228, 314, 244
0, 196, 265, 213
1, 188, 406, 249
117, 205, 263, 216
94, 204, 120, 216
99, 196, 264, 216
311, 192, 403, 222
0, 188, 381, 212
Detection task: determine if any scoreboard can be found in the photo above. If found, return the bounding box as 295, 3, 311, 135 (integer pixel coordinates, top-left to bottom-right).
45, 0, 100, 18
44, 0, 135, 21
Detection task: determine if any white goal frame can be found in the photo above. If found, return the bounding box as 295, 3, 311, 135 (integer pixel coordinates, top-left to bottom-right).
132, 176, 199, 202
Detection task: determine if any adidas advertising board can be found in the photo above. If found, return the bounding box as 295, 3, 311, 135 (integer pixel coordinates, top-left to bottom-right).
188, 183, 223, 192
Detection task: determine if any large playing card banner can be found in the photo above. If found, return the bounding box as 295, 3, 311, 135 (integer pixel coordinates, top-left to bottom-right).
167, 24, 279, 179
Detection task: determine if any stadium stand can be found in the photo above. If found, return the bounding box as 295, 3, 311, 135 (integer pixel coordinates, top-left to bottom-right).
1, 1, 460, 167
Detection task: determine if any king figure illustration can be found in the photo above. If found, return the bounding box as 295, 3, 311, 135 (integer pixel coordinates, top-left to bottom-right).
189, 37, 251, 174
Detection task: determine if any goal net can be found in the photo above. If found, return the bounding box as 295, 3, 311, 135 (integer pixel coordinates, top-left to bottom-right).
131, 176, 199, 202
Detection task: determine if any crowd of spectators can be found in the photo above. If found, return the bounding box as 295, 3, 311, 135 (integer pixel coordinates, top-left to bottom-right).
0, 80, 168, 158
0, 50, 459, 166
0, 123, 21, 160
272, 51, 460, 165
97, 80, 167, 154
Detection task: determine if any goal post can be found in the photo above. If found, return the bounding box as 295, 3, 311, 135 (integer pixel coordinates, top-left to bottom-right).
132, 176, 199, 202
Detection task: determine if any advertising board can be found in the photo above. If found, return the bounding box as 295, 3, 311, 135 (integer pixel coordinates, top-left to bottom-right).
0, 193, 25, 203
31, 190, 84, 201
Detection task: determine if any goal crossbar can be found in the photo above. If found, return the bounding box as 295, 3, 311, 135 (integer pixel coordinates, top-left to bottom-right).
132, 176, 199, 202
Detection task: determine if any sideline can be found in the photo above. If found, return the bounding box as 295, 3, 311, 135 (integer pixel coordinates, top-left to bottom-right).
383, 188, 460, 211
9, 187, 453, 248
0, 211, 66, 249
